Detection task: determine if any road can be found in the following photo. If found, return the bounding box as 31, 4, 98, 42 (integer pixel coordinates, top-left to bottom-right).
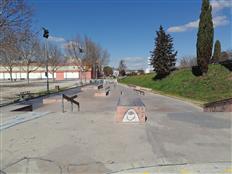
1, 84, 231, 173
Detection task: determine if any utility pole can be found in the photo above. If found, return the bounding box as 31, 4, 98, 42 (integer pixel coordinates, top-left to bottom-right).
79, 46, 83, 84
42, 27, 49, 93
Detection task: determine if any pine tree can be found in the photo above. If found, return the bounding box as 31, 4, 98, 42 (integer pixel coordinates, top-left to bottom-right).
196, 0, 214, 74
212, 40, 221, 63
118, 59, 126, 76
150, 26, 177, 79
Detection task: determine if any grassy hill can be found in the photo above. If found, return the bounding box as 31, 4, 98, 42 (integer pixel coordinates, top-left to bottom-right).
119, 64, 232, 104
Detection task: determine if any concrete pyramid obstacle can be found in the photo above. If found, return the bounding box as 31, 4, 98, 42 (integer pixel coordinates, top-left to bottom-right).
115, 94, 146, 123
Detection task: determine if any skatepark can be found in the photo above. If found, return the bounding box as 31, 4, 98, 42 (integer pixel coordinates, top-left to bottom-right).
0, 82, 231, 173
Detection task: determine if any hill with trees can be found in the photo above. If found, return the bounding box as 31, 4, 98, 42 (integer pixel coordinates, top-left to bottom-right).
119, 64, 232, 104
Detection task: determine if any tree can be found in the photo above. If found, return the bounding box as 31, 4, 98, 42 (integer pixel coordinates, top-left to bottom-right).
98, 49, 110, 76
196, 0, 214, 74
0, 30, 19, 81
103, 66, 113, 77
150, 26, 177, 79
65, 35, 110, 80
211, 40, 221, 63
19, 31, 43, 84
0, 0, 32, 42
48, 44, 63, 82
82, 36, 101, 79
179, 56, 197, 68
81, 36, 110, 79
0, 0, 33, 82
118, 60, 127, 76
220, 50, 232, 61
65, 36, 84, 82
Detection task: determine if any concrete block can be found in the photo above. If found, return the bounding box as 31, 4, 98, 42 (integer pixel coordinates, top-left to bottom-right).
115, 95, 146, 123
204, 98, 232, 112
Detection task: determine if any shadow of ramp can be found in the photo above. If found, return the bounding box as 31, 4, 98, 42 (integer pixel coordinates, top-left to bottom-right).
68, 162, 111, 174
2, 157, 62, 174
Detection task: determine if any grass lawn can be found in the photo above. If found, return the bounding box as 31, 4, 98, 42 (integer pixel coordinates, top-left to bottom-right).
119, 64, 232, 104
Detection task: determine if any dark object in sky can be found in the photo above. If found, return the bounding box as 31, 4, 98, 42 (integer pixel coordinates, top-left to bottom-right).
42, 28, 49, 38
79, 47, 83, 53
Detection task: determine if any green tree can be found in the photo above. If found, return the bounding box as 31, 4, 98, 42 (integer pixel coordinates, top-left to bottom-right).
118, 60, 127, 76
196, 0, 214, 74
212, 40, 221, 63
103, 66, 113, 76
150, 26, 177, 79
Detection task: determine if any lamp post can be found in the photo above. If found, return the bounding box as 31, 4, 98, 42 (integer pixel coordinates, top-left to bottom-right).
79, 46, 84, 84
42, 27, 49, 93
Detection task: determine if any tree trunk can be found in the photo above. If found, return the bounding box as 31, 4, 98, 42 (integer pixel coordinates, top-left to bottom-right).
9, 69, 13, 82
80, 70, 82, 84
27, 73, 30, 84
52, 72, 55, 82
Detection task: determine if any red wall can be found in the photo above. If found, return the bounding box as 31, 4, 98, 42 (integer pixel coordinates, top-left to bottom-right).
56, 72, 64, 80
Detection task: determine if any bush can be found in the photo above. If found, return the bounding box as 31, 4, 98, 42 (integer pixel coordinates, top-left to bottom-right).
192, 66, 203, 76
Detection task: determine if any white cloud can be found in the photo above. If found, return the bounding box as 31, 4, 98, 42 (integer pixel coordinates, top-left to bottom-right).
167, 15, 229, 33
211, 0, 232, 12
48, 36, 65, 42
167, 0, 231, 33
167, 19, 199, 33
123, 57, 147, 70
213, 15, 230, 27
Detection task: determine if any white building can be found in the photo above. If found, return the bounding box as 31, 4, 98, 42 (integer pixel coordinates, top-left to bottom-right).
0, 63, 92, 81
145, 57, 153, 73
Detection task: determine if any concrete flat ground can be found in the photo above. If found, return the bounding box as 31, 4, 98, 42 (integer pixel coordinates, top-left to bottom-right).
0, 84, 231, 173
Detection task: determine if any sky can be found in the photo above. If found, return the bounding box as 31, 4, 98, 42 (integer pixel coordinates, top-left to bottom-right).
29, 0, 232, 70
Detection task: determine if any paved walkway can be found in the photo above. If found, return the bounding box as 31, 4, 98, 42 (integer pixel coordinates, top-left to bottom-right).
1, 84, 231, 173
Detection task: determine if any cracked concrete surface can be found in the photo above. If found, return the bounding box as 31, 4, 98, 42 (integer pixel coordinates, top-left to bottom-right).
1, 84, 231, 173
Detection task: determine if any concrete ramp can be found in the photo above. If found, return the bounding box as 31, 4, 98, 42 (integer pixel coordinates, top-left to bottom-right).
204, 98, 232, 112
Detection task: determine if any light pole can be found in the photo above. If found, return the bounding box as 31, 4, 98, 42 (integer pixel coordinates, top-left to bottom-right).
79, 46, 84, 84
42, 27, 49, 93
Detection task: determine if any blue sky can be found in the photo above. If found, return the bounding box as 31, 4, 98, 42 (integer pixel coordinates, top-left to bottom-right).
29, 0, 232, 70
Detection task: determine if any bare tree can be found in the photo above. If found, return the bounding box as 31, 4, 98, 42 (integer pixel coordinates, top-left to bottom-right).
64, 35, 84, 82
83, 38, 100, 79
179, 56, 197, 68
65, 35, 110, 80
0, 0, 32, 42
220, 50, 232, 62
82, 36, 98, 65
98, 48, 110, 77
19, 31, 43, 84
48, 44, 62, 82
100, 49, 110, 67
0, 30, 19, 81
82, 36, 110, 78
0, 0, 33, 82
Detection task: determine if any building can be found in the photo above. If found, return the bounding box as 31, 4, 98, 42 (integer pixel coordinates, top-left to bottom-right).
145, 56, 153, 74
0, 63, 92, 81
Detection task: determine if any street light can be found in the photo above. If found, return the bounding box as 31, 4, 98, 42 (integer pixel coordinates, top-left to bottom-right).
42, 27, 49, 93
78, 46, 84, 84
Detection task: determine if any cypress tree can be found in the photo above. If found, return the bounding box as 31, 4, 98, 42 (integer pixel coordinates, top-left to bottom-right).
150, 26, 177, 79
212, 40, 221, 63
196, 0, 214, 74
